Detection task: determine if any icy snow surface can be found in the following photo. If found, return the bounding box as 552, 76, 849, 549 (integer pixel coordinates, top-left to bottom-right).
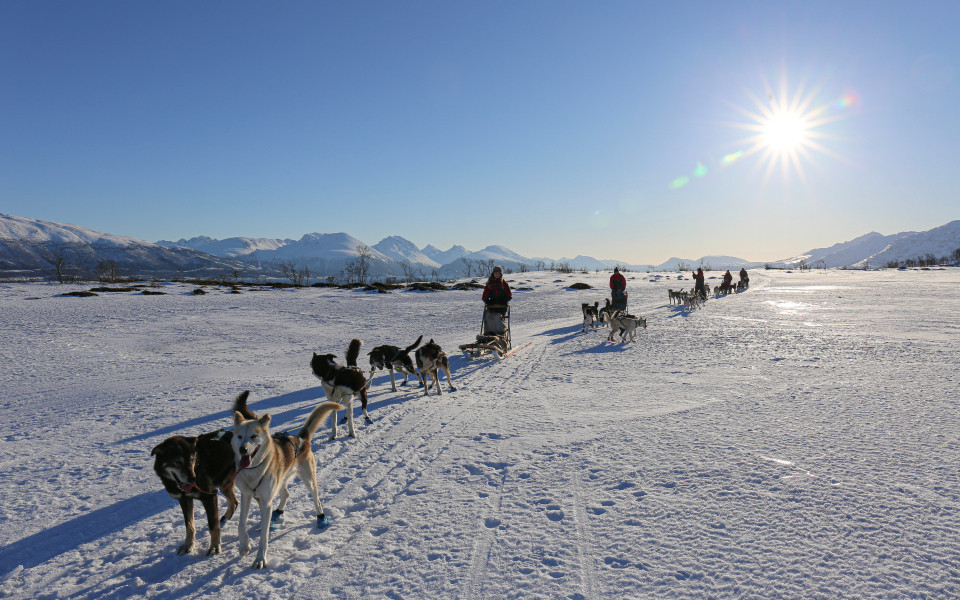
0, 268, 958, 599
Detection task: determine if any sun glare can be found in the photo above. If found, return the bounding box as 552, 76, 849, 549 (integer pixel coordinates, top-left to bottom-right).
762, 110, 809, 153
719, 74, 855, 186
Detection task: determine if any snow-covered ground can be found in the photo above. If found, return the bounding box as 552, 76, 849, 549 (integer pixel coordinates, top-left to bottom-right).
1, 268, 958, 599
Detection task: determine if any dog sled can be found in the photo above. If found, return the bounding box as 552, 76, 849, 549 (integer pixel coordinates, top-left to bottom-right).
460, 304, 512, 359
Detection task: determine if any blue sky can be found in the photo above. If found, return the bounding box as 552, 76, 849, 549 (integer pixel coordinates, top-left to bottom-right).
2, 1, 957, 264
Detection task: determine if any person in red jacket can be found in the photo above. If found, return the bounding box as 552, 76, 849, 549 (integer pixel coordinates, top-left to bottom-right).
609, 267, 627, 312
481, 265, 512, 335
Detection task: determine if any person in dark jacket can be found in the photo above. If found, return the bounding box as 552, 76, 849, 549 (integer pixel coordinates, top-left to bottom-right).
609, 267, 627, 312
692, 267, 706, 300
481, 266, 512, 335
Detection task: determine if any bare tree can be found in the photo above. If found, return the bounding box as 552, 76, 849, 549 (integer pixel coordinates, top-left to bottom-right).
280, 260, 310, 286
462, 258, 474, 278
519, 263, 528, 273
96, 260, 119, 283
478, 259, 495, 275
535, 259, 545, 271
399, 262, 416, 283
355, 245, 372, 284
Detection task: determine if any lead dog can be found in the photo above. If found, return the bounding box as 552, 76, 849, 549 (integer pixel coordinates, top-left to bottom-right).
231, 396, 343, 569
581, 301, 600, 331
368, 334, 424, 391
607, 311, 647, 342
415, 339, 456, 396
151, 398, 242, 556
311, 339, 370, 438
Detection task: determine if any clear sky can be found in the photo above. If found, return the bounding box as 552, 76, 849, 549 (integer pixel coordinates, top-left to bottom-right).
2, 1, 957, 264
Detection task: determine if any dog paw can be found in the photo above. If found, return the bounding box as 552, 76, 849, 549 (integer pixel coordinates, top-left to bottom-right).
239, 544, 249, 557
176, 543, 194, 555
317, 514, 331, 529
219, 515, 229, 527
206, 544, 221, 556
251, 557, 267, 569
364, 416, 373, 423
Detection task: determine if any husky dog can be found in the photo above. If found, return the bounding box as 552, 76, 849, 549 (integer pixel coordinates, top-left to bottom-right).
231, 397, 343, 569
415, 339, 455, 396
311, 339, 370, 439
151, 392, 249, 556
607, 311, 647, 342
668, 288, 685, 305
598, 298, 615, 325
368, 335, 424, 391
581, 301, 600, 331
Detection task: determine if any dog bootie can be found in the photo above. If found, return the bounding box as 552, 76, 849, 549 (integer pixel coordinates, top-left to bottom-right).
270, 509, 283, 531
317, 514, 331, 529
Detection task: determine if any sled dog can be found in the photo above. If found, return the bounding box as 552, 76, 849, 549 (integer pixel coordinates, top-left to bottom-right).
415, 339, 456, 396
598, 298, 615, 325
607, 311, 647, 342
368, 335, 424, 391
231, 396, 343, 569
311, 339, 370, 439
581, 301, 600, 331
151, 394, 244, 556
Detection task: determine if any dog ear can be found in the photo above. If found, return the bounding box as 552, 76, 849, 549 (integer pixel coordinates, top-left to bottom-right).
150, 444, 160, 456
233, 411, 245, 427
259, 413, 271, 428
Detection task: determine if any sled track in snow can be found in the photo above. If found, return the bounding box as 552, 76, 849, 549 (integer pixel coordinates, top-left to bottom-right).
252, 338, 554, 594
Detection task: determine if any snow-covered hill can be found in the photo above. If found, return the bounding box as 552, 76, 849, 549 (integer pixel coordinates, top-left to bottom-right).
422, 244, 468, 265
0, 214, 259, 279
372, 236, 441, 269
157, 236, 291, 258
653, 255, 766, 272
853, 219, 960, 267
770, 231, 915, 269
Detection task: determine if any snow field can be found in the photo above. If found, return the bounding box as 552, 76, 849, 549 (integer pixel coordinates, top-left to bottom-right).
0, 268, 958, 599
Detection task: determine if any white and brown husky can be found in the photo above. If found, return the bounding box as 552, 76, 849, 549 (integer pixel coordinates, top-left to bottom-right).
607, 311, 647, 342
231, 394, 342, 569
311, 339, 370, 438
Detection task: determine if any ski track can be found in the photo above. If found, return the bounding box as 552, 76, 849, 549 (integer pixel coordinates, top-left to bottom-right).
1, 269, 959, 599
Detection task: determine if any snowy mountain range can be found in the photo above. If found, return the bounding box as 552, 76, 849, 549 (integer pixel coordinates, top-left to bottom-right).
0, 214, 258, 279
2, 213, 957, 280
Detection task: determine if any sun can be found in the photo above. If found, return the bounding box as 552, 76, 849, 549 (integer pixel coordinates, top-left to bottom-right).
723, 76, 853, 186
762, 110, 809, 153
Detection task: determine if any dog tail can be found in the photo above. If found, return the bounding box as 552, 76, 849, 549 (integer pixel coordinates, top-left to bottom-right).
404, 334, 424, 355
232, 390, 257, 420
298, 401, 344, 442
346, 339, 363, 367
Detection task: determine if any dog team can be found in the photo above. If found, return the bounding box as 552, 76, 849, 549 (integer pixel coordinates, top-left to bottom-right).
152, 335, 455, 568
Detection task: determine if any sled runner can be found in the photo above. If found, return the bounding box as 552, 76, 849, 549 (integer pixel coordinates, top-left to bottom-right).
459, 304, 512, 359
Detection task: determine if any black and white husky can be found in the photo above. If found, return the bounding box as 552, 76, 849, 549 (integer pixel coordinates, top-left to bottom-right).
415, 339, 456, 396
311, 338, 370, 438
368, 334, 424, 391
582, 301, 600, 331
